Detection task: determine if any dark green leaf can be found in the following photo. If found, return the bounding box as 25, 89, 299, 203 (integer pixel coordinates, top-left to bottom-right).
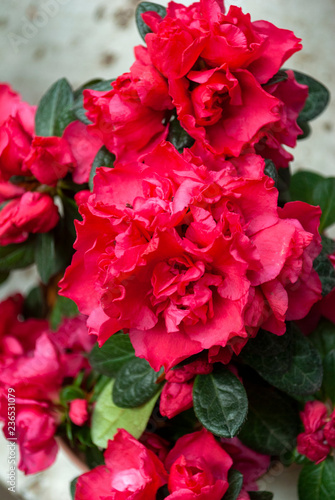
112, 357, 163, 408
293, 71, 330, 122
50, 295, 79, 330
72, 79, 114, 125
322, 350, 335, 404
223, 469, 243, 500
136, 2, 167, 41
61, 195, 81, 241
89, 333, 135, 377
60, 386, 85, 405
0, 238, 35, 272
298, 457, 335, 500
23, 286, 46, 319
238, 384, 299, 455
297, 120, 311, 140
248, 493, 274, 500
290, 171, 335, 232
313, 237, 335, 296
156, 485, 170, 500
242, 326, 323, 396
193, 367, 248, 438
167, 117, 195, 153
309, 319, 335, 359
85, 446, 105, 469
70, 476, 79, 500
34, 232, 58, 284
264, 159, 278, 184
35, 78, 74, 136
89, 146, 115, 191
264, 70, 288, 87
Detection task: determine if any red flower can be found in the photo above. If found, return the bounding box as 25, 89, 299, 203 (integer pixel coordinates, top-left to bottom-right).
0, 191, 59, 245
164, 428, 232, 499
60, 143, 321, 371
297, 401, 331, 464
69, 399, 88, 426
75, 429, 168, 500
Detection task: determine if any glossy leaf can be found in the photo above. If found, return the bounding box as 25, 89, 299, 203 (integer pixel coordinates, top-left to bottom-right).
313, 236, 335, 296
0, 238, 35, 272
35, 78, 74, 136
34, 232, 59, 284
290, 171, 335, 232
136, 2, 167, 41
293, 71, 330, 122
223, 469, 243, 500
309, 319, 335, 359
193, 367, 248, 438
298, 457, 335, 500
238, 384, 299, 455
50, 295, 78, 331
264, 70, 288, 87
167, 117, 195, 153
89, 333, 135, 377
91, 379, 159, 448
60, 386, 85, 406
73, 79, 113, 125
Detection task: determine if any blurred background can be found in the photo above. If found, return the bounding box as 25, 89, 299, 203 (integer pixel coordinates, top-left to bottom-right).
0, 1, 334, 499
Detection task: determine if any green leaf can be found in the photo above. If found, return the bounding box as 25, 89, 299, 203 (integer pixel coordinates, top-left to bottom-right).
60, 386, 85, 406
89, 333, 135, 377
89, 146, 115, 191
112, 357, 163, 408
264, 159, 278, 184
297, 120, 311, 140
70, 476, 79, 500
264, 70, 288, 87
72, 79, 114, 125
35, 78, 74, 136
0, 270, 9, 284
313, 236, 335, 296
91, 379, 159, 448
193, 367, 248, 438
293, 71, 330, 122
0, 238, 35, 272
290, 172, 335, 232
223, 469, 243, 500
298, 457, 335, 500
322, 350, 335, 404
241, 326, 323, 396
50, 295, 78, 330
85, 446, 105, 469
309, 320, 335, 359
248, 493, 274, 500
34, 232, 58, 284
238, 384, 299, 455
136, 2, 167, 41
167, 117, 195, 153
23, 286, 46, 319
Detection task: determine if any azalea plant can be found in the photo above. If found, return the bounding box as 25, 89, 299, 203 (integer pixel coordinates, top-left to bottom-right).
0, 1, 334, 499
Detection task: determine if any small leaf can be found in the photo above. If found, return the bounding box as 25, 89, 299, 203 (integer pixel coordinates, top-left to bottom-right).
89, 146, 115, 191
313, 236, 335, 296
112, 357, 163, 408
85, 446, 105, 469
297, 120, 311, 140
293, 71, 330, 122
50, 295, 78, 331
91, 379, 159, 448
89, 333, 135, 377
242, 325, 323, 396
248, 493, 274, 500
136, 2, 167, 41
238, 384, 299, 455
264, 159, 278, 185
73, 79, 114, 125
60, 386, 85, 405
0, 270, 9, 284
70, 476, 79, 500
223, 469, 243, 500
167, 117, 195, 153
193, 367, 248, 438
290, 172, 335, 232
35, 78, 74, 136
0, 238, 35, 272
298, 457, 335, 500
322, 350, 335, 404
34, 232, 58, 284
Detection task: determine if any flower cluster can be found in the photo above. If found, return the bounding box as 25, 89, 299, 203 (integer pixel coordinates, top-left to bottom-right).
0, 295, 93, 474
0, 84, 101, 245
297, 401, 335, 464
